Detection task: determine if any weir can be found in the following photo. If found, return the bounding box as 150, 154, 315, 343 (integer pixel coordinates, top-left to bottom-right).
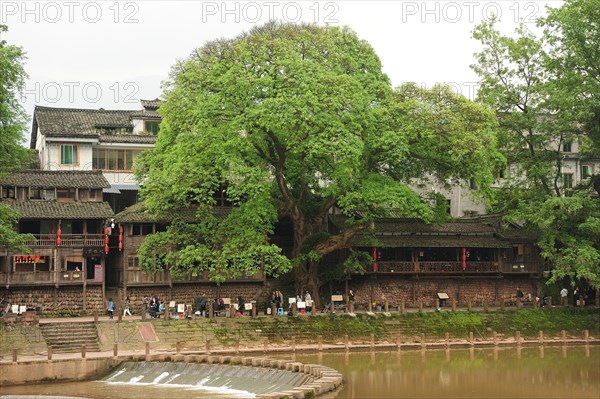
102, 361, 315, 397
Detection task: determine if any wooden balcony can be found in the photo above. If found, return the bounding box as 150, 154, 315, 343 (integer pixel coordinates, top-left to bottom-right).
22, 234, 104, 247
366, 260, 542, 275
124, 268, 266, 286
0, 270, 85, 286
125, 269, 170, 286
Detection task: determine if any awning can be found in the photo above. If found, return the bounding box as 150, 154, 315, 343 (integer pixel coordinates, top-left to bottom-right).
111, 183, 140, 191
103, 187, 121, 194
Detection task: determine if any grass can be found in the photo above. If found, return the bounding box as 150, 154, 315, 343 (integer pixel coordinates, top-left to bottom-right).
2, 307, 599, 355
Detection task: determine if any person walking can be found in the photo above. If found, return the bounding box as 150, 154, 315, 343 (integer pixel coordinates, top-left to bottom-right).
107, 298, 115, 320
560, 287, 568, 306
123, 296, 132, 316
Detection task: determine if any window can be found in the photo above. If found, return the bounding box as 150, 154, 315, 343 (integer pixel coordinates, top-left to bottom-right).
1, 186, 15, 199
44, 189, 56, 201
127, 256, 139, 269
497, 166, 509, 179
469, 178, 477, 190
57, 188, 76, 201
144, 121, 160, 135
132, 224, 153, 236
446, 199, 452, 214
93, 149, 135, 171
29, 188, 41, 199
563, 142, 572, 152
60, 144, 79, 165
563, 173, 573, 189
581, 165, 592, 180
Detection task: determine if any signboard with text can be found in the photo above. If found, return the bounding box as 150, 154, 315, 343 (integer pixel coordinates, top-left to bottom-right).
15, 255, 48, 264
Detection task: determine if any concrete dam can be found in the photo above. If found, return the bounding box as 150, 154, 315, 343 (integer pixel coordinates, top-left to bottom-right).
102, 361, 315, 397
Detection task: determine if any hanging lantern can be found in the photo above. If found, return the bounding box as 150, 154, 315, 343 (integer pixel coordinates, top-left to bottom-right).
372, 247, 378, 272
118, 225, 123, 252
462, 247, 467, 271
56, 226, 62, 246
104, 227, 110, 254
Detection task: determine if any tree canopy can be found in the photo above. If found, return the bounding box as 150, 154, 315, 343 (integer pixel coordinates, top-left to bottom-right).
471, 0, 600, 287
0, 24, 34, 251
138, 22, 501, 298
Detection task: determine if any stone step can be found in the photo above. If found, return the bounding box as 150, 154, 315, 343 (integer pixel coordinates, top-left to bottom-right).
40, 322, 102, 354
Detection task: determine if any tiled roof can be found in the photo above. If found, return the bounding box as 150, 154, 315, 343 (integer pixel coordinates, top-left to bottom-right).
34, 106, 134, 136
30, 102, 162, 148
0, 170, 110, 189
99, 134, 157, 144
3, 200, 114, 219
368, 235, 511, 248
115, 202, 198, 223
331, 215, 518, 248
130, 110, 161, 119
115, 201, 231, 223
330, 216, 496, 235
140, 99, 161, 110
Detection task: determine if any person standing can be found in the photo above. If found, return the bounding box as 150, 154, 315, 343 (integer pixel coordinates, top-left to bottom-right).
274, 290, 283, 310
123, 296, 132, 316
516, 287, 524, 301
574, 287, 581, 306
560, 287, 568, 306
107, 298, 115, 320
198, 293, 207, 317
304, 290, 312, 312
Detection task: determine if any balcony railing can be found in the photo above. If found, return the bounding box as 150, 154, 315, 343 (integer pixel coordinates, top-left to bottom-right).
125, 269, 170, 285
367, 260, 542, 274
125, 268, 266, 286
0, 270, 85, 286
23, 234, 104, 247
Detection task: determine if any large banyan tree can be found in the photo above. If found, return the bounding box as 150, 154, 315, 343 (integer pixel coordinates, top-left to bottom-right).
136, 22, 502, 302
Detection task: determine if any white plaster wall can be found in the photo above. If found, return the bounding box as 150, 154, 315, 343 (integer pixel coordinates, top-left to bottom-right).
102, 171, 138, 186
132, 118, 145, 133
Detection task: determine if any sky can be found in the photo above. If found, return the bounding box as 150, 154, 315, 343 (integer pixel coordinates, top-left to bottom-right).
2, 0, 562, 126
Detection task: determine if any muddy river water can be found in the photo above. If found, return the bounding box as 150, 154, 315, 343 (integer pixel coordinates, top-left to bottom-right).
1, 345, 598, 398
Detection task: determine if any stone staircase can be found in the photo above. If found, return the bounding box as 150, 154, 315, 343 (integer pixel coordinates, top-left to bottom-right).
39, 321, 102, 353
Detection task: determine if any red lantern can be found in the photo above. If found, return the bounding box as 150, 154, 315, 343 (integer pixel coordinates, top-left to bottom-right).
462, 247, 467, 271
56, 226, 62, 246
104, 227, 110, 254
372, 247, 378, 272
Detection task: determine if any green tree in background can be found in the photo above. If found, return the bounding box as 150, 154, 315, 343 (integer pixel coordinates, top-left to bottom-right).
471, 0, 600, 287
0, 24, 34, 251
137, 22, 501, 300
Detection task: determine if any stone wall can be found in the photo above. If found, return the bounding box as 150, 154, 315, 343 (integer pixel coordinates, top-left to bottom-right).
123, 282, 269, 313
348, 275, 538, 307
0, 286, 104, 316
0, 276, 541, 316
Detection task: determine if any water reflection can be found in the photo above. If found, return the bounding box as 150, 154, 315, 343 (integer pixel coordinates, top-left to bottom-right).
1, 346, 598, 399
299, 346, 600, 399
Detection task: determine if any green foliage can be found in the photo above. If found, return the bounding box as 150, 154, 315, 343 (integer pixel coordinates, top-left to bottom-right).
138, 22, 501, 292
471, 2, 600, 287
0, 205, 34, 252
0, 25, 35, 250
507, 194, 600, 286
0, 24, 31, 173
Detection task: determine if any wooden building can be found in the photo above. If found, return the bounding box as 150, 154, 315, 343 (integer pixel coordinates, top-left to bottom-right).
0, 170, 114, 314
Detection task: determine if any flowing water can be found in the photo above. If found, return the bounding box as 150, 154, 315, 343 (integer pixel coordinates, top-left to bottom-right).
1, 346, 598, 399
